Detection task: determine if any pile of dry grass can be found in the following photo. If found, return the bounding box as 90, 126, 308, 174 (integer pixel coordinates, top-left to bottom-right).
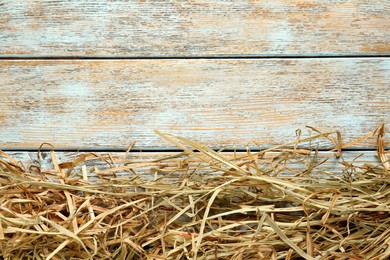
0, 127, 389, 259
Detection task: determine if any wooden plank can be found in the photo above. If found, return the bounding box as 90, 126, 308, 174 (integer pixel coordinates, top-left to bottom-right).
1, 1, 389, 57
3, 151, 384, 179
0, 58, 389, 150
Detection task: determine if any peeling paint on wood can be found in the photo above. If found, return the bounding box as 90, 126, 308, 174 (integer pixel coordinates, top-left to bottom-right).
0, 59, 389, 150
1, 0, 389, 56
3, 151, 383, 178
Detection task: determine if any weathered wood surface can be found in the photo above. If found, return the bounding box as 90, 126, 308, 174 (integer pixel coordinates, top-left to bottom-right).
1, 0, 389, 57
0, 59, 389, 150
3, 151, 384, 178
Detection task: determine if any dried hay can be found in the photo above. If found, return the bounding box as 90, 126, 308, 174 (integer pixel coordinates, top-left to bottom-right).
0, 126, 389, 259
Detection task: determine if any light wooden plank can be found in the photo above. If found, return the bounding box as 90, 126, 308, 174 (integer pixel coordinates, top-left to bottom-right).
1, 1, 389, 57
0, 59, 389, 150
3, 151, 384, 178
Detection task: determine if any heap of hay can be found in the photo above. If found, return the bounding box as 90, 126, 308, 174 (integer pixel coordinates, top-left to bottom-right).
0, 127, 389, 259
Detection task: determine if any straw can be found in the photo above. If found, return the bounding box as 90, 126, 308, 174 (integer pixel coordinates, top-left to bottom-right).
0, 127, 389, 259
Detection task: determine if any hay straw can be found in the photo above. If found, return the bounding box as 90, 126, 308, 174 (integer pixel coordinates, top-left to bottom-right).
0, 127, 389, 259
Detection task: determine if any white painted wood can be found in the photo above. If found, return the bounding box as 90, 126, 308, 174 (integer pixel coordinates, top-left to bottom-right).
3, 151, 383, 178
0, 59, 389, 150
1, 1, 389, 56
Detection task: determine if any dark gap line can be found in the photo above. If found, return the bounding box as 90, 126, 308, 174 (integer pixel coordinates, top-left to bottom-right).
0, 55, 390, 60
2, 148, 379, 153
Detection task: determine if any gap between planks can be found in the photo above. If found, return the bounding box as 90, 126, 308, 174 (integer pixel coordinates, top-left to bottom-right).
2, 55, 390, 60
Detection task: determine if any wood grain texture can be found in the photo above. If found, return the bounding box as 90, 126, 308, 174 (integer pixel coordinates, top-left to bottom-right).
0, 58, 389, 150
3, 151, 384, 178
1, 0, 389, 57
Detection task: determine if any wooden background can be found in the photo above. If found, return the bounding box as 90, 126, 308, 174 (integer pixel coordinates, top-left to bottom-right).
0, 1, 389, 166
